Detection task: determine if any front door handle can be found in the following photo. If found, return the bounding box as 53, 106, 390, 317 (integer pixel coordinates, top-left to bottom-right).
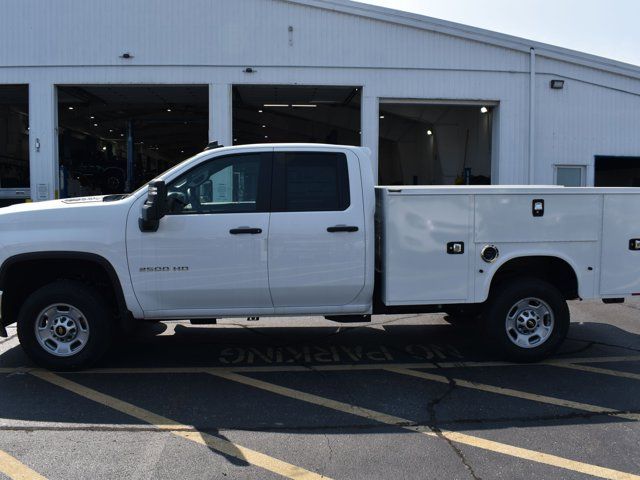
230, 227, 262, 235
327, 225, 359, 233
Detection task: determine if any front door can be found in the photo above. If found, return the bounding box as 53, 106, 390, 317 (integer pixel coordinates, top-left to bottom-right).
126, 150, 274, 316
267, 149, 366, 309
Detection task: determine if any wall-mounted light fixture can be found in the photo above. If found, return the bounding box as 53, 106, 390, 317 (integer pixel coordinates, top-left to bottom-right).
243, 67, 256, 73
550, 79, 565, 89
427, 129, 433, 136
119, 52, 133, 59
480, 106, 488, 114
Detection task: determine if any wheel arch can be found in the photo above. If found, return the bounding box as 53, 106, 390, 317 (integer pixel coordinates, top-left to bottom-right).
0, 251, 131, 329
481, 254, 581, 303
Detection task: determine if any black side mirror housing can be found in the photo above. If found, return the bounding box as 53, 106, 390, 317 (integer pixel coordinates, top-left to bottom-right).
139, 181, 167, 232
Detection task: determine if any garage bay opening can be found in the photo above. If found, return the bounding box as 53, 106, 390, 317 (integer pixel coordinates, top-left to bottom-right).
0, 85, 29, 205
378, 101, 494, 185
595, 156, 640, 186
232, 85, 361, 146
57, 85, 208, 197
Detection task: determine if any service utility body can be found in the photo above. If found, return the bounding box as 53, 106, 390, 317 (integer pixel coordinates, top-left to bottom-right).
0, 143, 638, 369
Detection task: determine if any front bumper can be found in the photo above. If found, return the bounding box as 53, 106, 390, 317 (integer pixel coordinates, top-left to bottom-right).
0, 290, 6, 337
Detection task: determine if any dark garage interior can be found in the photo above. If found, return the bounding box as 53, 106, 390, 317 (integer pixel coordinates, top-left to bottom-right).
595, 156, 640, 186
232, 85, 361, 146
57, 85, 208, 197
378, 102, 493, 185
0, 85, 29, 190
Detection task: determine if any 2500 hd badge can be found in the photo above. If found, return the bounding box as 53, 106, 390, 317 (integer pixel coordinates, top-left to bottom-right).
139, 266, 189, 272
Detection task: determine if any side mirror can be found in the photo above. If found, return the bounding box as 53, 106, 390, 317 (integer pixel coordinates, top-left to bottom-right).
139, 181, 167, 232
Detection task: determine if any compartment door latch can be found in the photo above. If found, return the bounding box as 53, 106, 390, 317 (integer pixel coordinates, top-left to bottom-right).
447, 242, 465, 254
532, 199, 544, 217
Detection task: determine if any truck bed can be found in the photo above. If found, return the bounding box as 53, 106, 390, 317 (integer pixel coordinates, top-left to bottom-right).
375, 185, 640, 306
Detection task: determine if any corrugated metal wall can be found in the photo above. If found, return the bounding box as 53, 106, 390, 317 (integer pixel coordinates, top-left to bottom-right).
0, 0, 639, 199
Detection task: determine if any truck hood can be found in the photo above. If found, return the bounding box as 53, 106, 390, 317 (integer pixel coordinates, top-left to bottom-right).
0, 195, 133, 258
0, 196, 122, 215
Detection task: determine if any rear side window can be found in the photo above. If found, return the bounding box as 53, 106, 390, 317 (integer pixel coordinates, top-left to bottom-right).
272, 152, 350, 212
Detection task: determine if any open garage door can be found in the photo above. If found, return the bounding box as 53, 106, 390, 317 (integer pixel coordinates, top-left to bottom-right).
57, 85, 208, 197
0, 85, 29, 205
232, 85, 360, 146
595, 156, 640, 186
379, 102, 494, 185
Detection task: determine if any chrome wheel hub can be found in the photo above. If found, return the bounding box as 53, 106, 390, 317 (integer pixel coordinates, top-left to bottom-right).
505, 297, 554, 349
34, 304, 90, 357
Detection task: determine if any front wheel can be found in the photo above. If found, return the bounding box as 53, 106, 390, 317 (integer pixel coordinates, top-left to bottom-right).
483, 277, 569, 362
17, 281, 113, 370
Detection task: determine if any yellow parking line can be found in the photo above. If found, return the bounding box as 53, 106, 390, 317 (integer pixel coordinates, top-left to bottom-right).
550, 363, 640, 381
29, 371, 329, 480
386, 367, 640, 421
0, 449, 47, 480
546, 355, 640, 365
211, 371, 640, 480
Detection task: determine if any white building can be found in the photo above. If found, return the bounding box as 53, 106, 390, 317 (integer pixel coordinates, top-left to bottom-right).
1, 0, 640, 202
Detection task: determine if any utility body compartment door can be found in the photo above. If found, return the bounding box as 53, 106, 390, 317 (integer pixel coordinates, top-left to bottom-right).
601, 194, 640, 295
267, 149, 366, 309
378, 191, 472, 305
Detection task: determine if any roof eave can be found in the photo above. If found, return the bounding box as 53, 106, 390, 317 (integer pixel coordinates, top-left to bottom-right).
282, 0, 640, 80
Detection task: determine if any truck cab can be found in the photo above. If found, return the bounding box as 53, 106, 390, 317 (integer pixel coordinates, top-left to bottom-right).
127, 144, 375, 317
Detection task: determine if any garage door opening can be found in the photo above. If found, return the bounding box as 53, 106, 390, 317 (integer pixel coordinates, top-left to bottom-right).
57, 85, 208, 197
595, 156, 640, 186
379, 102, 494, 185
232, 85, 360, 146
0, 85, 29, 201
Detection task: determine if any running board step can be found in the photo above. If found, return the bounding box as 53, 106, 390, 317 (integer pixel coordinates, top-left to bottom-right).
189, 318, 217, 325
324, 315, 371, 323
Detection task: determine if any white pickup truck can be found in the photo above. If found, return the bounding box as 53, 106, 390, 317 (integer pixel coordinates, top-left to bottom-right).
0, 143, 638, 369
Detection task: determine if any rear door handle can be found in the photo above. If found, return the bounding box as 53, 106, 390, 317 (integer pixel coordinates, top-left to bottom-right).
327, 225, 359, 233
229, 227, 262, 235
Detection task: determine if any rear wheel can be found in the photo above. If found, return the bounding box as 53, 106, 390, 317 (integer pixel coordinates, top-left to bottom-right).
17, 281, 113, 370
483, 277, 569, 362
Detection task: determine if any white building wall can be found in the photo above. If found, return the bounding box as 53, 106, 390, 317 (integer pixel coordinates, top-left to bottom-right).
0, 0, 639, 199
534, 57, 640, 185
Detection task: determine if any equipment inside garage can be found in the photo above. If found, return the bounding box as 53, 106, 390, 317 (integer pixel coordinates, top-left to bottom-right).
0, 85, 29, 190
232, 85, 360, 146
595, 156, 640, 186
378, 103, 493, 185
57, 85, 208, 197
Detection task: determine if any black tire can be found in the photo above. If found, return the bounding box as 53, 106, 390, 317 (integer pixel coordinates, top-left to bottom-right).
483, 277, 569, 362
17, 280, 113, 370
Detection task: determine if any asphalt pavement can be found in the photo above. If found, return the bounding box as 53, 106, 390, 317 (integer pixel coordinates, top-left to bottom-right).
1, 299, 639, 479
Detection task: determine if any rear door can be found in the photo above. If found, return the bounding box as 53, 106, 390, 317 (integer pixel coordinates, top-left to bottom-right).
267, 148, 366, 308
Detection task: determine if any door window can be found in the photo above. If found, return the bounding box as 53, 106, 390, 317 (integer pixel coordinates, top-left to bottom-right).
272, 152, 350, 212
166, 152, 271, 214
